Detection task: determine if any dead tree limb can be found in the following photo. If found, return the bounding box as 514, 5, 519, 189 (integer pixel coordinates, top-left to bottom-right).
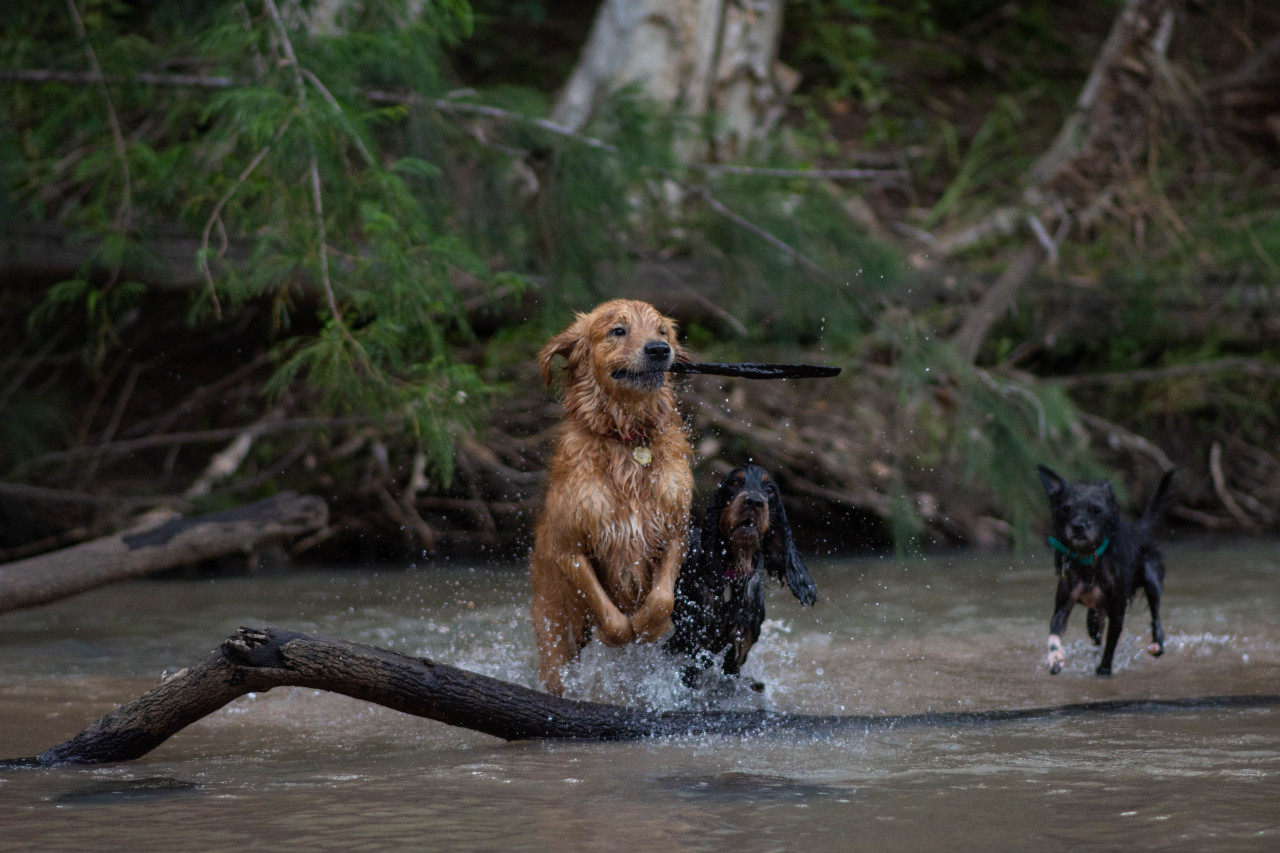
951, 242, 1047, 364
0, 492, 327, 614
1027, 0, 1171, 187
6, 625, 1279, 767
1077, 412, 1176, 472
944, 0, 1174, 363
1209, 441, 1259, 532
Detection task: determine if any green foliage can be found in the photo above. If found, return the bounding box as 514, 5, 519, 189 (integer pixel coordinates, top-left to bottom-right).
692, 172, 900, 346
922, 94, 1032, 231
534, 88, 682, 309
879, 315, 1098, 549
784, 0, 937, 114
9, 0, 1266, 553
7, 1, 913, 500
3, 0, 491, 484
782, 0, 1065, 145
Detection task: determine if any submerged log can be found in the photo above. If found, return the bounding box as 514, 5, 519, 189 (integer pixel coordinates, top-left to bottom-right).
6, 625, 1279, 767
0, 492, 328, 614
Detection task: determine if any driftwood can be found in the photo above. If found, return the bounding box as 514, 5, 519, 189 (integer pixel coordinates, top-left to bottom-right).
0, 492, 327, 614
4, 625, 1278, 768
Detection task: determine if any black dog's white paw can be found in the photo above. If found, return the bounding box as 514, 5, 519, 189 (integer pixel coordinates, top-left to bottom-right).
1047, 635, 1065, 675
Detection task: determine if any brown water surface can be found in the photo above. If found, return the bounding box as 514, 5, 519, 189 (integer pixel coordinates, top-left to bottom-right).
1, 539, 1278, 851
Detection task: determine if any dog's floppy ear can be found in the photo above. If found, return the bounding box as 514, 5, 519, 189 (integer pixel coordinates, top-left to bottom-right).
699, 470, 738, 563
538, 317, 586, 386
1037, 464, 1066, 500
762, 476, 817, 607
696, 494, 727, 573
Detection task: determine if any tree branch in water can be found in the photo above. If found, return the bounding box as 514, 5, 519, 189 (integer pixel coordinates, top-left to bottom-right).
6, 626, 1279, 768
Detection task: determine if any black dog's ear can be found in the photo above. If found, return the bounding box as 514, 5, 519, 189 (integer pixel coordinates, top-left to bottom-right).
762, 477, 817, 607
1037, 464, 1066, 499
1104, 480, 1119, 512
697, 492, 725, 560
699, 468, 742, 557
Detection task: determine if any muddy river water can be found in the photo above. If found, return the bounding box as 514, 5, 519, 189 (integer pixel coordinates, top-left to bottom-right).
2, 538, 1277, 850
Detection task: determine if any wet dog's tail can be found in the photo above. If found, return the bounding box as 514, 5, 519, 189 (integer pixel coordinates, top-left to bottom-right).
1140, 469, 1177, 532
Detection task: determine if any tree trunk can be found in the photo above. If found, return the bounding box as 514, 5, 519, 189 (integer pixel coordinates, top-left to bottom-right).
0, 492, 327, 614
7, 625, 1276, 767
551, 0, 795, 160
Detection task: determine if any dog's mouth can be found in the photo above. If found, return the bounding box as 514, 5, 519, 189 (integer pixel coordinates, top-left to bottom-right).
610, 366, 668, 390
1067, 536, 1099, 553
609, 340, 675, 391
725, 522, 762, 578
1063, 527, 1104, 553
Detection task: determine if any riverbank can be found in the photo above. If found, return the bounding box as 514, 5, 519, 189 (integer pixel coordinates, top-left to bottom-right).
5, 280, 1276, 568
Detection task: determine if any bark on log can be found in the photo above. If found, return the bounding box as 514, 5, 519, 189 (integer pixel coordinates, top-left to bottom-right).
5, 625, 1278, 768
0, 492, 328, 614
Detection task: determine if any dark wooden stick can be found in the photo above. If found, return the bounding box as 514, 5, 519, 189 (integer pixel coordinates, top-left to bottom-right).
5, 626, 1278, 767
669, 362, 842, 380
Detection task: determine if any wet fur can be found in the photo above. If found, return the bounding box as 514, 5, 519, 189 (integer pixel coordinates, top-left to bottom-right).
1039, 464, 1176, 676
667, 464, 817, 687
529, 300, 693, 694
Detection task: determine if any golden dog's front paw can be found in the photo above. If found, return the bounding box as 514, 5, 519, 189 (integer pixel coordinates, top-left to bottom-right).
630, 590, 674, 642
596, 611, 635, 646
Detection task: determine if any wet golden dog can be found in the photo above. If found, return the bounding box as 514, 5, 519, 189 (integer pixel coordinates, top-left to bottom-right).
530, 299, 693, 694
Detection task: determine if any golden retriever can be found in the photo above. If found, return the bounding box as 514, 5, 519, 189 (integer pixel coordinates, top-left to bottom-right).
530, 299, 693, 694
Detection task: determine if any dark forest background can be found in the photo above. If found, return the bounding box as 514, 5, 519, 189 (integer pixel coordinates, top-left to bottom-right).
1, 0, 1278, 575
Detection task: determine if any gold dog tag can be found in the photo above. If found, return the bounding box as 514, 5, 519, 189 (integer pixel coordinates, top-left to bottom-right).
632, 445, 653, 466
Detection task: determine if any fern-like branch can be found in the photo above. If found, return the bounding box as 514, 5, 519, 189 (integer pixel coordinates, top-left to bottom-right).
199, 115, 294, 319
262, 0, 354, 346
63, 0, 132, 249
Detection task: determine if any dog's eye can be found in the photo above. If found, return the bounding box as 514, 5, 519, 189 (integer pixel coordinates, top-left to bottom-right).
609, 326, 627, 337
659, 325, 668, 336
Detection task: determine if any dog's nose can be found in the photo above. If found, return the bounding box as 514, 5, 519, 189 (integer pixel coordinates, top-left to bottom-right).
644, 340, 672, 362
742, 493, 766, 510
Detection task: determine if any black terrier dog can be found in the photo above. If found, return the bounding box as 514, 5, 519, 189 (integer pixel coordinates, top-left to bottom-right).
1038, 464, 1176, 676
666, 464, 817, 687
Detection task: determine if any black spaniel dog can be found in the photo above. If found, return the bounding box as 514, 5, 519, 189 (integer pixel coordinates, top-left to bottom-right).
666, 464, 817, 687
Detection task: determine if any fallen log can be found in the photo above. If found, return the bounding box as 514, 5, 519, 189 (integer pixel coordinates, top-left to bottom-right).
0, 492, 327, 614
5, 625, 1278, 767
